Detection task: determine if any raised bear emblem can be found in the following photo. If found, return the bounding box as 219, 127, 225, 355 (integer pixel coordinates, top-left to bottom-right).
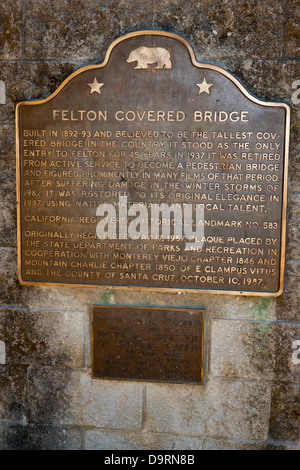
127, 46, 172, 70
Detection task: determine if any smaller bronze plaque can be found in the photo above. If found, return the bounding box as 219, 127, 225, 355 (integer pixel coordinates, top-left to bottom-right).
92, 306, 204, 384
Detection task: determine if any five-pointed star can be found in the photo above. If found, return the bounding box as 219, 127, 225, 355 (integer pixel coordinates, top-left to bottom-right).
196, 78, 214, 95
87, 78, 104, 94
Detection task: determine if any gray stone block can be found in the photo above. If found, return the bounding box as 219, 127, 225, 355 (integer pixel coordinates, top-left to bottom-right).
269, 383, 300, 442
0, 186, 17, 247
285, 0, 300, 58
0, 422, 82, 450
147, 290, 276, 320
85, 429, 203, 450
210, 319, 300, 381
28, 367, 144, 429
0, 248, 28, 306
0, 365, 27, 421
0, 308, 85, 368
0, 61, 83, 124
0, 0, 22, 59
0, 124, 16, 158
0, 156, 16, 187
288, 125, 300, 192
203, 437, 300, 450
146, 378, 270, 440
286, 193, 300, 259
283, 61, 300, 124
153, 0, 285, 59
211, 319, 275, 380
28, 285, 124, 310
23, 0, 153, 60
276, 259, 300, 321
215, 59, 287, 103
0, 125, 16, 186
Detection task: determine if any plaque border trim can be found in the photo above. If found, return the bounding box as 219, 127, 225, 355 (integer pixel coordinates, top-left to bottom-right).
16, 30, 290, 297
91, 304, 205, 385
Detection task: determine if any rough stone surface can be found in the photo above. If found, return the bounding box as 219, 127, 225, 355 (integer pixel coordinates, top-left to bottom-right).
0, 422, 82, 450
203, 437, 299, 450
0, 125, 16, 185
23, 0, 153, 60
147, 291, 276, 320
0, 186, 17, 247
284, 61, 300, 123
211, 320, 300, 381
0, 248, 28, 306
0, 0, 299, 451
29, 286, 277, 320
146, 379, 270, 440
218, 59, 288, 103
153, 0, 285, 60
0, 365, 26, 421
0, 124, 15, 157
0, 0, 23, 59
285, 0, 300, 58
288, 125, 300, 192
286, 193, 300, 259
0, 308, 85, 368
0, 61, 83, 124
269, 383, 300, 442
276, 259, 300, 321
28, 368, 144, 429
0, 155, 16, 186
85, 429, 203, 451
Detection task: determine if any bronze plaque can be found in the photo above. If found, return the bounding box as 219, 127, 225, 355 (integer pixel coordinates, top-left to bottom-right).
16, 31, 290, 296
92, 305, 204, 384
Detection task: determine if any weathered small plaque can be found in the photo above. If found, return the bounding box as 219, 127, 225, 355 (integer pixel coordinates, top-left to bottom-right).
92, 305, 204, 384
16, 31, 290, 295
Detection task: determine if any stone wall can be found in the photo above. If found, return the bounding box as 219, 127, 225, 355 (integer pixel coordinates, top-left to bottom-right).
0, 0, 299, 450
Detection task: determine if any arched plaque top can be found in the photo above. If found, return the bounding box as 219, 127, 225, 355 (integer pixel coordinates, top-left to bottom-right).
17, 30, 290, 113
16, 30, 290, 296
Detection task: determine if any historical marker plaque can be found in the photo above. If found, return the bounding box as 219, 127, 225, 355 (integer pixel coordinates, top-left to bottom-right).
92, 306, 204, 384
16, 31, 290, 295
